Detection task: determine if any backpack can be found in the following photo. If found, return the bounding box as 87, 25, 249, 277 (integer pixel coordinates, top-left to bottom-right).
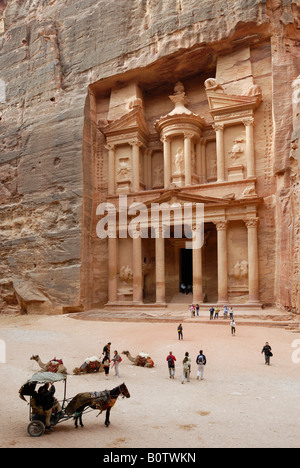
197, 355, 204, 365
168, 355, 174, 366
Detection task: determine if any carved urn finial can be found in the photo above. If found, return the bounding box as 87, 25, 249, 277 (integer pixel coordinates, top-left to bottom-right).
169, 82, 191, 115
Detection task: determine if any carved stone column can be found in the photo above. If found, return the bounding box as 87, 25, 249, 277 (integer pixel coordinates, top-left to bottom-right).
245, 217, 260, 303
162, 136, 171, 189
244, 118, 256, 179
200, 139, 207, 184
184, 132, 193, 186
192, 225, 203, 304
130, 140, 141, 192
145, 149, 152, 190
106, 144, 115, 196
132, 234, 143, 304
108, 236, 118, 303
215, 220, 228, 303
155, 226, 166, 304
214, 124, 225, 182
196, 141, 202, 179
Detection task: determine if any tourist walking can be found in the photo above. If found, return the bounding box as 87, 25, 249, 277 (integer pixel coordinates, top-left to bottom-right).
178, 323, 183, 340
261, 342, 273, 366
196, 350, 207, 381
103, 355, 110, 379
102, 342, 111, 379
102, 342, 111, 359
231, 319, 236, 336
181, 352, 191, 384
166, 351, 176, 379
111, 350, 122, 378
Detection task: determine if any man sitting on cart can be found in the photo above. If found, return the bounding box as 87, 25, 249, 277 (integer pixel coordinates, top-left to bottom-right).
31, 383, 62, 432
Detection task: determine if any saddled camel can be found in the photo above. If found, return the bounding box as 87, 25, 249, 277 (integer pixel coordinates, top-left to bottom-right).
73, 357, 104, 375
122, 351, 154, 368
65, 383, 130, 428
30, 355, 68, 374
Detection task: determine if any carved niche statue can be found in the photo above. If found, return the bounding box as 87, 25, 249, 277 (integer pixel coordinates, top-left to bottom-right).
119, 266, 133, 283
117, 159, 131, 181
229, 137, 245, 162
153, 164, 164, 187
232, 260, 248, 284
174, 148, 184, 174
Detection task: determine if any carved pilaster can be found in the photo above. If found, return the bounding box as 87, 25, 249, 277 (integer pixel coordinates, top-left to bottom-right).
245, 217, 260, 303
214, 220, 228, 303
213, 123, 225, 182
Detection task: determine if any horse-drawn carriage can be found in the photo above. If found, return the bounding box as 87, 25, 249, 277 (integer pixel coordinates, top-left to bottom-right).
19, 372, 130, 437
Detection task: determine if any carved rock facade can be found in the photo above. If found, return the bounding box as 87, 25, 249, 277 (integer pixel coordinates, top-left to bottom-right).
0, 0, 299, 313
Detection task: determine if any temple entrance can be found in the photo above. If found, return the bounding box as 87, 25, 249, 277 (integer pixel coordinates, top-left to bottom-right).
180, 248, 193, 294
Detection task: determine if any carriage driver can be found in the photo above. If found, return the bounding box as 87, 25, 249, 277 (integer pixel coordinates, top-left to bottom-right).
31, 383, 62, 432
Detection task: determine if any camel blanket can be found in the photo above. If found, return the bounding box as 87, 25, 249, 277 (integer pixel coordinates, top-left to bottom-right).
48, 358, 63, 373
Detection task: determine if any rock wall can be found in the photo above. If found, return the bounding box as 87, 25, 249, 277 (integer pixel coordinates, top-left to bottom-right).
0, 0, 299, 313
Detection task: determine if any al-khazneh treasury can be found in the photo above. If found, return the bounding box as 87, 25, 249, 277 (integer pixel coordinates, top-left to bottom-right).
0, 0, 299, 315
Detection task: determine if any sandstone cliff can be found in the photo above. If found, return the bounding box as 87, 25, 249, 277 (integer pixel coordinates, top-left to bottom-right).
0, 0, 299, 313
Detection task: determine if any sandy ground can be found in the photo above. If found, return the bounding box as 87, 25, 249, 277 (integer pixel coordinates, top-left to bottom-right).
0, 313, 300, 449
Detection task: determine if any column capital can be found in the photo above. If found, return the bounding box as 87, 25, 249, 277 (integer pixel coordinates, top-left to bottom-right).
161, 134, 171, 143
129, 139, 143, 148
214, 220, 228, 231
243, 117, 255, 127
105, 143, 116, 151
244, 217, 259, 229
213, 123, 224, 132
183, 131, 195, 140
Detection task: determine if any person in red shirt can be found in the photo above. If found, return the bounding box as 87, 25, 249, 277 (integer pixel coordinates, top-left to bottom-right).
166, 352, 176, 379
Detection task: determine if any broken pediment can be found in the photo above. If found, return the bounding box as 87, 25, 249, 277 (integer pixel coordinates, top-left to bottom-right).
99, 104, 149, 143
204, 78, 262, 119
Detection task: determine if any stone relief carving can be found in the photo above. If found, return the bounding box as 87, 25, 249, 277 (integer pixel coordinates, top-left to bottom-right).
207, 157, 217, 179
204, 78, 224, 92
246, 84, 262, 98
242, 186, 257, 198
229, 137, 245, 162
119, 265, 133, 283
232, 260, 248, 284
117, 158, 131, 181
174, 148, 184, 174
153, 164, 164, 187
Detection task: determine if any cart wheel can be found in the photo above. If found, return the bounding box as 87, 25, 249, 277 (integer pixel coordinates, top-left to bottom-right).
27, 420, 45, 437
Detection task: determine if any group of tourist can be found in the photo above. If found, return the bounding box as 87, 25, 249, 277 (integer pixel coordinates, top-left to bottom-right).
187, 304, 237, 336
101, 342, 122, 380
166, 350, 207, 384
101, 325, 273, 386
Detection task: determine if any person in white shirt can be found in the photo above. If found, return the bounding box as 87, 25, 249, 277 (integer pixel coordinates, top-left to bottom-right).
231, 319, 236, 336
181, 352, 191, 384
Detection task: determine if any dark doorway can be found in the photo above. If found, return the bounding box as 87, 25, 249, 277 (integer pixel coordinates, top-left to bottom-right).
180, 248, 193, 291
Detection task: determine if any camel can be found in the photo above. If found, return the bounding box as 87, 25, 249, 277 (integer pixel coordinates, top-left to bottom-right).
73, 357, 104, 375
30, 355, 68, 374
122, 351, 154, 368
65, 383, 130, 428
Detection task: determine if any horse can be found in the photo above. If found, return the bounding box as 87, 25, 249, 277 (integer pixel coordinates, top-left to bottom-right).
65, 383, 130, 428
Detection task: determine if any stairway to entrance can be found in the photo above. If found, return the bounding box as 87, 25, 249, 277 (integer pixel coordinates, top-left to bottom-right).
170, 292, 194, 304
